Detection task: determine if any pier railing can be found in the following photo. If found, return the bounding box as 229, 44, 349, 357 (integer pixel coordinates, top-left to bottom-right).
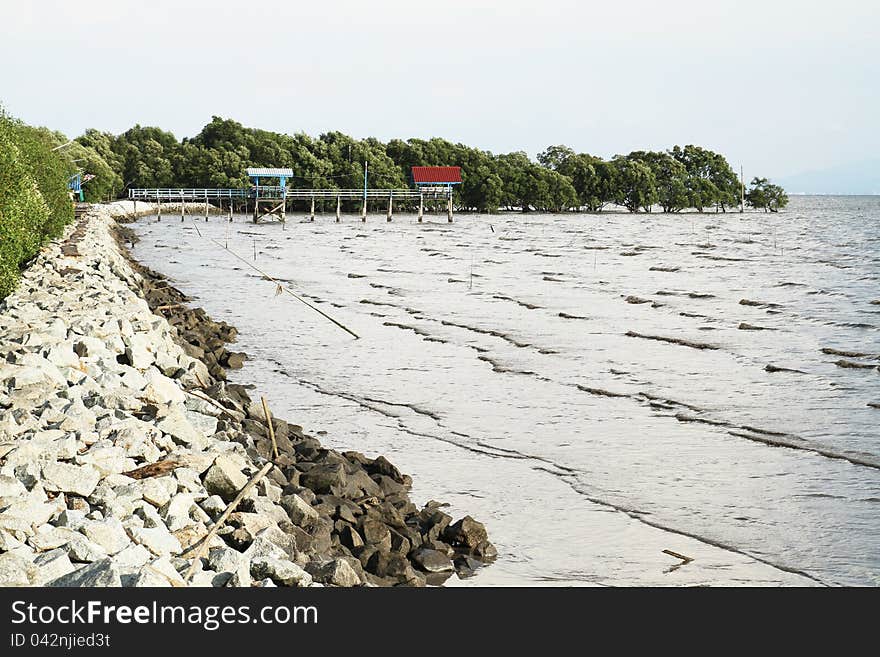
128, 187, 452, 200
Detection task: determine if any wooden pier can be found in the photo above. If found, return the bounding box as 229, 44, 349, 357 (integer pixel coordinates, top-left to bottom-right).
128, 165, 462, 223
128, 187, 456, 222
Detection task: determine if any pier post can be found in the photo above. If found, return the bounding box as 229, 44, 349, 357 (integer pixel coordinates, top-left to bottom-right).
310, 196, 315, 222
253, 199, 258, 224
133, 199, 137, 216
447, 194, 453, 223
205, 195, 209, 221
181, 196, 185, 222
157, 199, 161, 221
418, 194, 423, 222
362, 198, 367, 222
336, 196, 341, 222
228, 199, 233, 222
387, 194, 393, 222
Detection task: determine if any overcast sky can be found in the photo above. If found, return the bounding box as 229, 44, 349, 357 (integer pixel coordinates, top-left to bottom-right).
1, 0, 877, 180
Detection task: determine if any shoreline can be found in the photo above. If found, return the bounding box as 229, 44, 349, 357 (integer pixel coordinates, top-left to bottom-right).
0, 201, 494, 587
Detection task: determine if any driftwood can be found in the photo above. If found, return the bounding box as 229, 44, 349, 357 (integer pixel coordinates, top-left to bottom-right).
122, 459, 182, 480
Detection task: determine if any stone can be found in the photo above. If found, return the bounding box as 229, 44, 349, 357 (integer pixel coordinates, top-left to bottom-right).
300, 463, 347, 494
140, 476, 178, 508
280, 494, 319, 526
312, 558, 361, 587
113, 543, 152, 571
130, 557, 186, 587
64, 535, 108, 562
185, 409, 218, 436
33, 548, 77, 585
28, 525, 81, 551
55, 508, 87, 530
124, 334, 154, 370
49, 557, 121, 587
162, 494, 197, 532
203, 454, 248, 502
226, 352, 246, 369
80, 517, 130, 555
77, 445, 133, 477
142, 371, 186, 406
156, 408, 208, 448
0, 474, 27, 498
129, 526, 182, 557
411, 548, 455, 573
0, 552, 38, 586
250, 557, 313, 587
207, 546, 248, 574
242, 536, 288, 562
442, 516, 488, 551
361, 518, 392, 553
41, 461, 101, 498
199, 495, 226, 520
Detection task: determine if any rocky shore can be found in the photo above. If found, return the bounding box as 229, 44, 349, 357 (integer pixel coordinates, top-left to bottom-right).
0, 202, 494, 587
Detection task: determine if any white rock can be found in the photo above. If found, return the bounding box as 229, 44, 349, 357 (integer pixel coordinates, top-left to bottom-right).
129, 526, 181, 557
49, 557, 121, 587
141, 476, 178, 508
203, 454, 249, 502
80, 517, 130, 555
64, 535, 108, 563
0, 552, 38, 586
33, 548, 77, 585
42, 461, 101, 498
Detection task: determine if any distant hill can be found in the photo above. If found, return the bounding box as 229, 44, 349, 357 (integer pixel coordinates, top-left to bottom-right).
778, 159, 880, 195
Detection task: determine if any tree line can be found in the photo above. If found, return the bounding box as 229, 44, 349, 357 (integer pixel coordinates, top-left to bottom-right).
75, 116, 788, 213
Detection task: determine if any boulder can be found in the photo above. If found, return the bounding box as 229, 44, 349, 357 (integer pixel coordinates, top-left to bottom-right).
48, 557, 121, 587
411, 548, 454, 573
203, 454, 249, 502
80, 517, 130, 555
279, 494, 319, 526
41, 462, 101, 498
442, 516, 488, 551
129, 526, 182, 557
250, 557, 313, 587
311, 558, 361, 587
0, 552, 38, 586
33, 548, 77, 585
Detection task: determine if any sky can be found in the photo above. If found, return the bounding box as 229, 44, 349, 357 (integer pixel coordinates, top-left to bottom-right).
1, 0, 878, 183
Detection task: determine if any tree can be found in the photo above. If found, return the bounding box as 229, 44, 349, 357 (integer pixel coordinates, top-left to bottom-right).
746, 177, 789, 212
669, 144, 738, 213
612, 156, 658, 212
625, 151, 689, 213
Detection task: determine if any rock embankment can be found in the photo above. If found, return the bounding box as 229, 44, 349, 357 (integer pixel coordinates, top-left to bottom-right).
0, 203, 494, 587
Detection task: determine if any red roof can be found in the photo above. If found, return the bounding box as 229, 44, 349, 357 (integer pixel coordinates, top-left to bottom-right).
411, 166, 461, 184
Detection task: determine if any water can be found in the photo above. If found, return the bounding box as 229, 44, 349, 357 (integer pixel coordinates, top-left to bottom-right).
130, 196, 880, 587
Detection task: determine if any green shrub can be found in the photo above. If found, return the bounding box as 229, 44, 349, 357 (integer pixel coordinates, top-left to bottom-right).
0, 110, 74, 299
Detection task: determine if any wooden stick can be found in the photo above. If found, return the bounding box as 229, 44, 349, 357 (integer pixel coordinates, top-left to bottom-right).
205, 236, 360, 339
662, 549, 693, 564
182, 461, 273, 581
261, 396, 279, 460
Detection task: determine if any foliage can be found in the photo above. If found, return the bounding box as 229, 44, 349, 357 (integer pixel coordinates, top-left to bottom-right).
0, 110, 75, 298
746, 177, 789, 212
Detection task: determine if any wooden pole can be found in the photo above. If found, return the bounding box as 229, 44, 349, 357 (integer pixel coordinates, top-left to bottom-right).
362, 197, 367, 222
387, 194, 393, 222
447, 192, 453, 223
418, 193, 423, 222
157, 198, 162, 221
205, 195, 209, 221
182, 461, 273, 581
336, 195, 341, 222
181, 196, 185, 222
260, 396, 279, 460
310, 195, 315, 222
